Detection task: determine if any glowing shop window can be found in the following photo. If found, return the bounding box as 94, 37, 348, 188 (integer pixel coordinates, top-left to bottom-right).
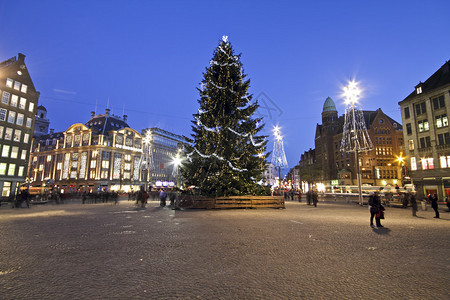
13, 130, 21, 142
428, 158, 434, 169
2, 181, 11, 196
411, 157, 417, 171
2, 145, 10, 157
23, 133, 29, 144
21, 149, 27, 160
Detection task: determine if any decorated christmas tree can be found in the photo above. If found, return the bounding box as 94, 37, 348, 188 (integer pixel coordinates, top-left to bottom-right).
183, 36, 268, 197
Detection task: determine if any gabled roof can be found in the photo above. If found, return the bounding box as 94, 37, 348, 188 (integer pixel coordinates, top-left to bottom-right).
334, 109, 401, 134
400, 60, 450, 103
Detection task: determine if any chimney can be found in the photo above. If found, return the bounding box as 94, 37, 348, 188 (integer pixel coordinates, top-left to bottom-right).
18, 53, 26, 62
105, 108, 110, 116
91, 111, 95, 119
123, 114, 128, 122
50, 129, 54, 134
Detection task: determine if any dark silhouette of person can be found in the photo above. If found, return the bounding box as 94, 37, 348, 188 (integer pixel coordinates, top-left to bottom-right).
430, 194, 439, 218
369, 192, 383, 227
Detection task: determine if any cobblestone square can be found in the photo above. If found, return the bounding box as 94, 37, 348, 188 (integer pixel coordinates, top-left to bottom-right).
0, 199, 449, 299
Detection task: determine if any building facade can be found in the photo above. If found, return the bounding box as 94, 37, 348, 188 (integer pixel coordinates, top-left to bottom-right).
314, 97, 404, 190
0, 53, 40, 200
34, 105, 50, 137
141, 127, 188, 188
29, 109, 144, 194
263, 162, 277, 187
398, 61, 450, 200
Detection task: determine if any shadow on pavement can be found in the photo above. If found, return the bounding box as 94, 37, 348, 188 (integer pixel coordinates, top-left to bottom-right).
372, 227, 391, 235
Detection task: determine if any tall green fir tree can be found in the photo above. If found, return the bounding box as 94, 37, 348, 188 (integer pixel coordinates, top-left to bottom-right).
183, 36, 269, 197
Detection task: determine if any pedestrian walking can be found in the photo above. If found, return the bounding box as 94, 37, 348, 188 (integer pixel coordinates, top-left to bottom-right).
312, 190, 318, 207
409, 192, 418, 217
298, 191, 302, 202
159, 189, 167, 207
306, 190, 311, 205
21, 190, 30, 208
368, 192, 384, 228
430, 194, 439, 218
141, 189, 148, 208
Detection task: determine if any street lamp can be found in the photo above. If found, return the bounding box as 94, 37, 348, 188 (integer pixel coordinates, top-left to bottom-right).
172, 150, 183, 188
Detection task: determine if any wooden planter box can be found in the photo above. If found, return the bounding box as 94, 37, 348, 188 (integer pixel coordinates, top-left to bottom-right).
178, 195, 284, 209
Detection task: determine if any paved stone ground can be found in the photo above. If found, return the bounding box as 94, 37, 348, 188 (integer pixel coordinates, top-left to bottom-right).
0, 198, 449, 299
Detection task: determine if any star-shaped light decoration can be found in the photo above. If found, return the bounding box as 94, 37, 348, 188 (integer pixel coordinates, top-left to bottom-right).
222, 35, 229, 43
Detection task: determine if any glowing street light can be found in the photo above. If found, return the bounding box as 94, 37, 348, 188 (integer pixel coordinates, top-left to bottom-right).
342, 80, 361, 106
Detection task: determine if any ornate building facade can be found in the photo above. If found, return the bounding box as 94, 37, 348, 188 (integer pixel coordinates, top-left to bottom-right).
0, 53, 40, 200
398, 61, 450, 200
29, 109, 144, 193
313, 97, 404, 189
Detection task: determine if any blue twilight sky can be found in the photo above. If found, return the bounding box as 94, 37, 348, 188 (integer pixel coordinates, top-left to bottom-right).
1, 0, 449, 173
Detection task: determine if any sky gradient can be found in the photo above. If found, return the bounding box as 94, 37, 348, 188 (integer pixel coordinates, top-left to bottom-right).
1, 0, 449, 173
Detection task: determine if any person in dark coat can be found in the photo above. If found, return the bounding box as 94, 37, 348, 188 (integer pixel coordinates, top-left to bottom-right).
159, 189, 166, 207
409, 192, 418, 217
430, 194, 439, 218
368, 192, 383, 227
306, 190, 312, 205
312, 190, 318, 207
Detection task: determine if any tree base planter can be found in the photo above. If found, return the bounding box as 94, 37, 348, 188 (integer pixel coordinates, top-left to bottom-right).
178, 195, 285, 209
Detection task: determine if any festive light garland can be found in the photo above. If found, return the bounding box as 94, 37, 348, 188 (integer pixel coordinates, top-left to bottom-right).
186, 147, 248, 172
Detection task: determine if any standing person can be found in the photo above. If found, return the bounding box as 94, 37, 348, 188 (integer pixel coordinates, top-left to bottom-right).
141, 189, 148, 208
21, 190, 30, 208
312, 190, 318, 207
298, 190, 302, 202
430, 193, 439, 218
159, 189, 166, 207
409, 192, 418, 217
368, 192, 383, 228
306, 190, 312, 205
169, 189, 176, 208
136, 188, 143, 207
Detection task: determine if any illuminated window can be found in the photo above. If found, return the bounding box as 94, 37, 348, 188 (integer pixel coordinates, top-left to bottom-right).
436, 114, 448, 128
10, 94, 18, 107
0, 108, 6, 121
13, 81, 20, 91
0, 126, 3, 139
421, 158, 434, 170
39, 164, 43, 171
440, 156, 450, 168
18, 166, 24, 177
16, 113, 24, 126
21, 149, 27, 160
0, 163, 6, 175
90, 160, 96, 168
28, 102, 34, 112
102, 160, 109, 169
57, 162, 62, 170
2, 91, 10, 104
21, 84, 27, 94
7, 111, 16, 123
416, 86, 422, 94
13, 130, 21, 142
6, 78, 13, 88
23, 133, 29, 144
19, 97, 26, 109
418, 119, 429, 132
7, 164, 15, 176
4, 128, 12, 140
70, 171, 77, 178
10, 146, 18, 159
2, 145, 10, 157
1, 181, 11, 196
26, 117, 32, 128
46, 155, 52, 162
411, 157, 417, 171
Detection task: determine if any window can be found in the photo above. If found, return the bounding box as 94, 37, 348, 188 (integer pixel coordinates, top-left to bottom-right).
46, 155, 52, 162
57, 162, 62, 170
438, 133, 450, 145
21, 149, 27, 160
23, 133, 29, 144
18, 166, 24, 177
13, 81, 20, 91
416, 86, 422, 94
418, 119, 429, 132
6, 78, 13, 88
404, 107, 410, 119
16, 113, 24, 126
2, 91, 10, 104
0, 163, 6, 175
408, 140, 414, 150
421, 158, 434, 170
13, 130, 21, 142
0, 108, 6, 121
419, 136, 431, 148
7, 164, 15, 176
28, 102, 34, 112
0, 126, 3, 138
415, 102, 426, 115
26, 117, 32, 128
102, 160, 109, 169
1, 181, 10, 196
10, 146, 18, 159
90, 160, 96, 168
440, 156, 450, 168
406, 123, 412, 135
18, 97, 26, 110
7, 111, 16, 123
435, 114, 448, 128
4, 128, 12, 140
21, 84, 28, 94
10, 94, 18, 107
2, 145, 10, 157
432, 96, 445, 110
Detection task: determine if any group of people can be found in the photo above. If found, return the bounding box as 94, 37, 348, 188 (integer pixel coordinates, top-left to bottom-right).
131, 187, 179, 209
